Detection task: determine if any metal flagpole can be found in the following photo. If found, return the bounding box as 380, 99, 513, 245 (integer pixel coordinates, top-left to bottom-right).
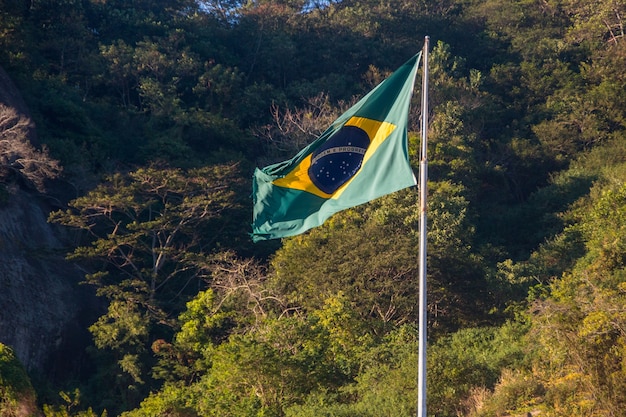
417, 35, 430, 417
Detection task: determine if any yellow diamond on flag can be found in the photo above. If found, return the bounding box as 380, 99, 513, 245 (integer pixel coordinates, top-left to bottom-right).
273, 116, 396, 199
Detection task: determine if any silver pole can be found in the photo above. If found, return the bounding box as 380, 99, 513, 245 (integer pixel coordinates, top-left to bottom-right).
417, 35, 429, 417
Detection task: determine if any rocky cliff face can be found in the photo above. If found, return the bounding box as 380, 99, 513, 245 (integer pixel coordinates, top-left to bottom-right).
0, 190, 90, 371
0, 66, 93, 375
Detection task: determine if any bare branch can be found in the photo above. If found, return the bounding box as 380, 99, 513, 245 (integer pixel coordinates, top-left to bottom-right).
0, 103, 62, 191
253, 93, 356, 166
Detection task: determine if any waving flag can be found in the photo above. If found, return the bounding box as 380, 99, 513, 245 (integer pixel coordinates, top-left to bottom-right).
252, 52, 421, 242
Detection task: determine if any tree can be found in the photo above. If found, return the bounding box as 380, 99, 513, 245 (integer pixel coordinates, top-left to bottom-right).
26, 0, 101, 91
253, 92, 352, 167
269, 179, 492, 336
478, 156, 626, 416
556, 0, 625, 47
0, 0, 29, 68
0, 103, 61, 191
151, 252, 284, 384
49, 163, 246, 395
125, 292, 372, 417
0, 343, 38, 417
43, 390, 107, 417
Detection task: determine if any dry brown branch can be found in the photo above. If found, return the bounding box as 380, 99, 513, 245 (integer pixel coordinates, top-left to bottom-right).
253, 93, 356, 167
0, 103, 61, 191
208, 252, 292, 322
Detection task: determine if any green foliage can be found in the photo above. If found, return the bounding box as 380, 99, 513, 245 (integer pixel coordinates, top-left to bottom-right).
48, 164, 247, 409
175, 289, 229, 353
128, 292, 373, 417
0, 343, 37, 417
557, 0, 626, 48
482, 151, 626, 415
270, 181, 492, 335
119, 383, 195, 417
43, 390, 107, 417
2, 0, 626, 414
428, 323, 529, 417
285, 322, 528, 417
270, 199, 419, 330
151, 289, 228, 382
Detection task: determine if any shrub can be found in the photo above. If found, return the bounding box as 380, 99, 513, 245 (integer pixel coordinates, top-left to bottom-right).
0, 343, 37, 417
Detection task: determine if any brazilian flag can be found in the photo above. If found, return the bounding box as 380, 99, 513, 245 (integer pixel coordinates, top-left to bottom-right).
252, 52, 422, 242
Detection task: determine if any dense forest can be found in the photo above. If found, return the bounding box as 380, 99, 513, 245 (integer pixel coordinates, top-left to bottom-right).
1, 0, 626, 416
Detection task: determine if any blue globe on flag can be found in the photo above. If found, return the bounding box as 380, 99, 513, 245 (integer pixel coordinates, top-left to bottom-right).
308, 125, 370, 194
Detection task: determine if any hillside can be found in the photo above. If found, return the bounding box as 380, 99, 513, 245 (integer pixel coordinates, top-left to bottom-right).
1, 0, 625, 416
0, 64, 96, 373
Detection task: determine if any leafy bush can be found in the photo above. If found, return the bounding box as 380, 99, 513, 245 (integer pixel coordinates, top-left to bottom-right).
0, 343, 37, 417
